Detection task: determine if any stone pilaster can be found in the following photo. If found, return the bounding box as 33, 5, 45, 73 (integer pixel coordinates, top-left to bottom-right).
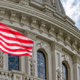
0, 50, 3, 69
24, 30, 37, 76
72, 54, 80, 80
51, 41, 63, 80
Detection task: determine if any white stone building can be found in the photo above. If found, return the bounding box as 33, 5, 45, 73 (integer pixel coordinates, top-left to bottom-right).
0, 0, 80, 80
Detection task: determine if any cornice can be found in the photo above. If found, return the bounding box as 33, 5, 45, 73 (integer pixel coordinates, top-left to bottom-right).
1, 20, 79, 56
0, 0, 80, 56
0, 1, 79, 38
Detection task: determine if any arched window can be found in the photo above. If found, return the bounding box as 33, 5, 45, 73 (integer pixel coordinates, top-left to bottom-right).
62, 63, 68, 80
8, 54, 19, 71
37, 51, 46, 79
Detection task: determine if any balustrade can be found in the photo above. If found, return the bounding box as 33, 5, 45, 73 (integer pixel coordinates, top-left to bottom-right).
0, 70, 45, 80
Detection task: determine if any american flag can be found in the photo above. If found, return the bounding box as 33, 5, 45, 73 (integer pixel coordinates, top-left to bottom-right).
0, 23, 33, 57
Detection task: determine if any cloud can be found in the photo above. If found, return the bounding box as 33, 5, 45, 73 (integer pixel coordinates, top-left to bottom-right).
61, 0, 80, 30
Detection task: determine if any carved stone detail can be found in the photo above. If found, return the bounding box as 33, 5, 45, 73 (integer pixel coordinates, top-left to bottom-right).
72, 54, 80, 64
0, 18, 3, 21
10, 11, 16, 23
56, 31, 63, 41
5, 72, 8, 80
0, 10, 5, 19
39, 21, 46, 34
51, 41, 63, 52
24, 30, 37, 41
62, 33, 70, 46
21, 15, 26, 24
9, 73, 12, 80
16, 76, 20, 80
71, 40, 77, 51
1, 72, 4, 80
62, 54, 69, 62
79, 48, 80, 54
0, 6, 79, 53
20, 15, 30, 27
48, 25, 54, 37
77, 43, 80, 54
36, 42, 49, 56
20, 15, 27, 27
30, 17, 37, 30
36, 42, 48, 50
54, 29, 63, 41
29, 57, 35, 76
57, 69, 62, 80
69, 37, 76, 51
0, 50, 3, 69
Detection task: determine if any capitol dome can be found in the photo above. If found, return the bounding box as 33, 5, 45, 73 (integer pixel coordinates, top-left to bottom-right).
0, 0, 80, 80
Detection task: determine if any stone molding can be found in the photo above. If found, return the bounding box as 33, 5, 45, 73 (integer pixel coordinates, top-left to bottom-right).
51, 41, 63, 52
0, 4, 79, 36
29, 0, 44, 10
36, 42, 49, 55
0, 0, 79, 35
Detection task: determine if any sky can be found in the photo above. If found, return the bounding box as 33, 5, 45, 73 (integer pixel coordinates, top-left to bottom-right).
60, 0, 80, 30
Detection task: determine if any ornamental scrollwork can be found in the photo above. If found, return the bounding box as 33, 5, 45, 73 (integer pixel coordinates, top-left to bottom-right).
29, 57, 35, 76
57, 69, 62, 80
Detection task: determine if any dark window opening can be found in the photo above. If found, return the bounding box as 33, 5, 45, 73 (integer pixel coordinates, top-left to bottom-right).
37, 51, 46, 79
8, 54, 19, 71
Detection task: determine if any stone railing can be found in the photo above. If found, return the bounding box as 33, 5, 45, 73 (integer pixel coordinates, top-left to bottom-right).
0, 69, 45, 80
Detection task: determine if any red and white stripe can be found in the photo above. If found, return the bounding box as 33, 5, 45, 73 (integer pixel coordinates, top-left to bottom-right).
0, 23, 33, 57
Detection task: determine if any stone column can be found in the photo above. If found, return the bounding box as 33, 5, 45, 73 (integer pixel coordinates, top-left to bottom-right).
0, 50, 8, 70
51, 41, 63, 80
20, 56, 25, 72
24, 30, 37, 76
4, 53, 8, 70
73, 54, 80, 80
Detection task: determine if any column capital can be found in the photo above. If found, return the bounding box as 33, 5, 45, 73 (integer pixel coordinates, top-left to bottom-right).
51, 41, 63, 52
72, 54, 80, 64
24, 30, 38, 41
